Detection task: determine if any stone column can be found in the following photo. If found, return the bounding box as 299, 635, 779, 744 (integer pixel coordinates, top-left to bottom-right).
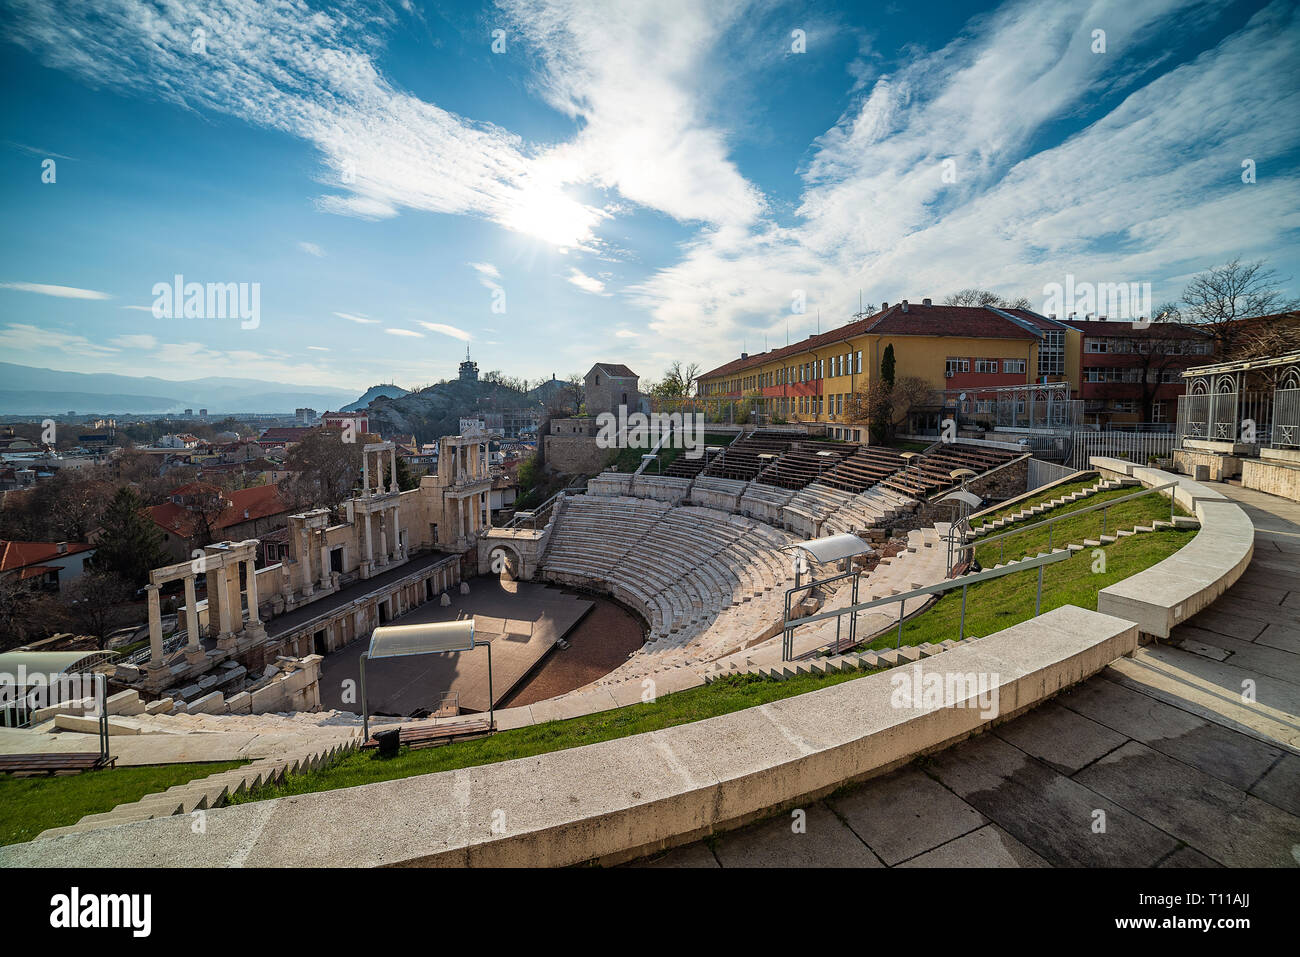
300, 526, 314, 596
319, 541, 332, 590
245, 558, 260, 622
146, 585, 164, 671
391, 504, 402, 561
183, 575, 201, 655
362, 451, 370, 495
362, 511, 374, 577
378, 518, 389, 567
213, 562, 235, 648
390, 447, 399, 493
244, 556, 266, 639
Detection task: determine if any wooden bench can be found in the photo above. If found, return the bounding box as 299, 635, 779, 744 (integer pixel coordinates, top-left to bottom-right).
361, 719, 494, 752
0, 752, 116, 776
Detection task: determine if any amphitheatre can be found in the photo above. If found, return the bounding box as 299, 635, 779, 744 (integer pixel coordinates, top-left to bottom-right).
1, 418, 1298, 869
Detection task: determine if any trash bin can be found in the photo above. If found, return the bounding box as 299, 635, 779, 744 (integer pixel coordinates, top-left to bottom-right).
375, 728, 401, 756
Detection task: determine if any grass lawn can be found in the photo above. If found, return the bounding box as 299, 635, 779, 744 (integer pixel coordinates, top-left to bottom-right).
0, 760, 247, 846
971, 475, 1103, 527
229, 668, 880, 804
971, 485, 1187, 568
852, 527, 1195, 651
612, 431, 736, 473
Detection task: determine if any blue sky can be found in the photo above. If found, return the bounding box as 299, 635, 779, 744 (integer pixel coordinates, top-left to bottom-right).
1, 0, 1297, 395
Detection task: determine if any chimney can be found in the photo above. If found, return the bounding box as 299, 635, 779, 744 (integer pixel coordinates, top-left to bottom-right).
922, 298, 932, 306
881, 301, 889, 310
740, 352, 748, 360
56, 542, 67, 555
901, 299, 909, 312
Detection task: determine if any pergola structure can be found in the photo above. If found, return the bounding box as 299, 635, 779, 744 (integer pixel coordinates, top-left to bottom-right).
1176, 351, 1300, 450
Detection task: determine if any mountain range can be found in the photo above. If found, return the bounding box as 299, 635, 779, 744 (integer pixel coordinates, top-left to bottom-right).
0, 362, 359, 415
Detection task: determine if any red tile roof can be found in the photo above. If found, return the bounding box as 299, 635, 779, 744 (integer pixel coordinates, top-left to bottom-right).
147, 484, 291, 540
0, 540, 94, 572
1061, 319, 1212, 338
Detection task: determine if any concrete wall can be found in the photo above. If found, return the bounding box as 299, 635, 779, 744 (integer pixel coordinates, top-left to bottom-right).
1241, 458, 1300, 502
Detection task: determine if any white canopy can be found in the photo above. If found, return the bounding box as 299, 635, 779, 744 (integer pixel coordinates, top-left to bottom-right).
367, 620, 476, 659
782, 533, 873, 564
938, 489, 983, 508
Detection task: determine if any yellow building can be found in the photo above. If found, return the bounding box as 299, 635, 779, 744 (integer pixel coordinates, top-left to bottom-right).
698, 300, 1081, 439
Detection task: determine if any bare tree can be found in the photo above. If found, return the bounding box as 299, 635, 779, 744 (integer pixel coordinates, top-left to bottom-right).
60, 569, 134, 649
1180, 258, 1300, 357
944, 289, 1032, 310
280, 429, 364, 510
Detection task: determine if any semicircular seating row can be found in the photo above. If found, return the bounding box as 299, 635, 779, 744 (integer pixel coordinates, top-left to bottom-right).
538, 495, 801, 653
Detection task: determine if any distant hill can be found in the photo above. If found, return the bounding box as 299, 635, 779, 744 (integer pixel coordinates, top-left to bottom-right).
0, 362, 357, 414
341, 383, 409, 412
366, 378, 539, 442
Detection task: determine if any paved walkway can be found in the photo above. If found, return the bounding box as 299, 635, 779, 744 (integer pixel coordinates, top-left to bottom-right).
634, 482, 1300, 867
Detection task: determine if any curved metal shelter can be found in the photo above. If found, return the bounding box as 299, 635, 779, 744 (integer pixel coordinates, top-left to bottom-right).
781, 533, 873, 565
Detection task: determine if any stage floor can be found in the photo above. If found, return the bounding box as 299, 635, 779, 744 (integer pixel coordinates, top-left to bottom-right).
318, 578, 593, 714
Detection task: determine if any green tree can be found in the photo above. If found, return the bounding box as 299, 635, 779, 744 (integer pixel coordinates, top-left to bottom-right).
881, 344, 896, 390
90, 487, 169, 588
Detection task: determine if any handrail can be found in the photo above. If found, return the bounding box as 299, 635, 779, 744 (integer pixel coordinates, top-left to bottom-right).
782, 547, 1072, 658
966, 481, 1178, 554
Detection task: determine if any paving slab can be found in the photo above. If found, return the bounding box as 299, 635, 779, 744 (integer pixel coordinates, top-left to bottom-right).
1157, 846, 1222, 868
899, 823, 1049, 868
992, 701, 1127, 775
1059, 676, 1283, 793
1249, 753, 1300, 817
710, 803, 883, 868
1074, 740, 1300, 868
927, 732, 1181, 867
628, 842, 720, 868
827, 766, 986, 865
1105, 645, 1300, 752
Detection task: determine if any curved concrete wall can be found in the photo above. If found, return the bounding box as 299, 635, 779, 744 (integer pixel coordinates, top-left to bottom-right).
0, 605, 1137, 868
1092, 458, 1253, 639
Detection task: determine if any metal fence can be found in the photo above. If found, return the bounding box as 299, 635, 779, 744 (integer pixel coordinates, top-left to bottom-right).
1068, 430, 1176, 470
1027, 458, 1080, 492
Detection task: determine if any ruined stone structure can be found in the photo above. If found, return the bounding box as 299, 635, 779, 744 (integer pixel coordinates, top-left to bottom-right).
121, 433, 491, 703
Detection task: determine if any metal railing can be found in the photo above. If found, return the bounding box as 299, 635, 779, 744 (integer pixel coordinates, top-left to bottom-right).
782, 548, 1073, 659
967, 481, 1178, 566
0, 672, 110, 762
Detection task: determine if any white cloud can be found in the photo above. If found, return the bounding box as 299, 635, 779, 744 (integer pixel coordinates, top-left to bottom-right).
468, 262, 500, 280
566, 268, 609, 295
0, 323, 119, 357
297, 241, 326, 257
500, 0, 765, 229
110, 334, 158, 350
334, 311, 379, 325
307, 345, 330, 351
385, 328, 423, 337
416, 321, 472, 342
0, 281, 111, 300
614, 329, 638, 338
631, 0, 1300, 372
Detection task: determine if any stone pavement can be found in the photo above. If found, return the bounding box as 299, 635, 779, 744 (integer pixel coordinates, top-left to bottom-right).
634, 481, 1300, 868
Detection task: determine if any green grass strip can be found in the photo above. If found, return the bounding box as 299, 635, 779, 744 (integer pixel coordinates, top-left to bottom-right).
0, 760, 247, 846
230, 668, 879, 805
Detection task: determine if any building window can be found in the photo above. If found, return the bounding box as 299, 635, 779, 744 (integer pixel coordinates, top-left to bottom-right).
855, 351, 862, 374
1003, 359, 1026, 374
945, 358, 969, 376
1086, 340, 1107, 353
974, 359, 998, 374
1039, 329, 1064, 377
